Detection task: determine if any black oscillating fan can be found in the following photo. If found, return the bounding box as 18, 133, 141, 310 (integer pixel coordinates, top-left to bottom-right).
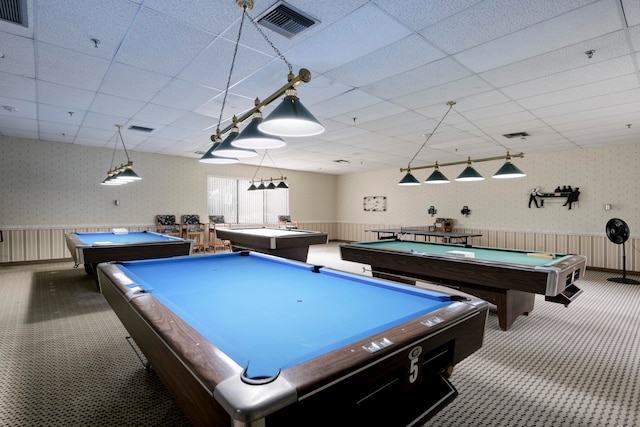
605, 218, 640, 284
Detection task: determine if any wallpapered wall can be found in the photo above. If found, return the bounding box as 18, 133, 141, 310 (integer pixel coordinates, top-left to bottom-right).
336, 143, 640, 235
0, 136, 337, 228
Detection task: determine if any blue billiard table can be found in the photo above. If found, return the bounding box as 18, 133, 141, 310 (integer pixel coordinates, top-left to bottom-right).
65, 230, 192, 278
97, 251, 488, 426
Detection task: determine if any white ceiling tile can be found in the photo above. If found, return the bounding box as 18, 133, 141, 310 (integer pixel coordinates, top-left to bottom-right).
325, 35, 445, 87
0, 32, 35, 77
311, 89, 384, 118
132, 104, 187, 126
37, 81, 96, 111
152, 79, 220, 111
501, 56, 636, 100
453, 1, 623, 72
89, 94, 145, 117
364, 57, 472, 100
36, 0, 139, 60
375, 0, 482, 31
283, 3, 412, 74
0, 72, 36, 101
37, 104, 85, 126
116, 8, 216, 75
518, 74, 639, 110
396, 76, 494, 110
481, 31, 632, 88
36, 44, 111, 91
421, 0, 601, 54
99, 63, 172, 101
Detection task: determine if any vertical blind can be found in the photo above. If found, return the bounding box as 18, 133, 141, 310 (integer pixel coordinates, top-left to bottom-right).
207, 176, 289, 224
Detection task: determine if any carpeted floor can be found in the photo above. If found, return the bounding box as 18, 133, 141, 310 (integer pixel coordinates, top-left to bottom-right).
1, 243, 639, 426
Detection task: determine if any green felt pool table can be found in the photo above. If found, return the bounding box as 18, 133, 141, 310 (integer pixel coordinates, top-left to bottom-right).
97, 251, 488, 426
340, 239, 587, 331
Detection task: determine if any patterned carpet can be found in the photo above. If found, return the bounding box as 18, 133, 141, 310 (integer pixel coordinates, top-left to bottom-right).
1, 246, 639, 426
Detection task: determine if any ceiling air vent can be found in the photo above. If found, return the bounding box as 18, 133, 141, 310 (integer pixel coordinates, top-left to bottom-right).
128, 125, 154, 133
502, 131, 530, 139
0, 0, 27, 26
256, 1, 318, 38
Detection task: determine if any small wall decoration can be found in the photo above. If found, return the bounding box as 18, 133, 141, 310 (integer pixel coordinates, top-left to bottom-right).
461, 206, 471, 216
363, 196, 387, 212
528, 186, 580, 210
428, 205, 437, 216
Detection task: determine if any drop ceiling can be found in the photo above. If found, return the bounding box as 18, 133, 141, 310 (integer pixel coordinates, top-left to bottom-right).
1, 0, 639, 174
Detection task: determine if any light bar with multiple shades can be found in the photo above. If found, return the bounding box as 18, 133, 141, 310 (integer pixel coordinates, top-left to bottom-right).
199, 0, 323, 163
399, 152, 526, 185
101, 125, 142, 186
247, 150, 289, 190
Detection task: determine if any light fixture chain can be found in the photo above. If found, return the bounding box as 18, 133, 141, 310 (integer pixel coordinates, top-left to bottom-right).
251, 150, 268, 182
407, 101, 455, 167
246, 12, 293, 74
216, 9, 248, 131
117, 126, 131, 162
266, 150, 285, 177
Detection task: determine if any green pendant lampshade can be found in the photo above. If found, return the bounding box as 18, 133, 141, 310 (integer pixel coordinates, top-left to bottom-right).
212, 125, 258, 158
232, 111, 286, 149
199, 141, 240, 164
425, 163, 450, 184
398, 170, 421, 186
258, 89, 324, 137
493, 154, 526, 179
456, 159, 484, 181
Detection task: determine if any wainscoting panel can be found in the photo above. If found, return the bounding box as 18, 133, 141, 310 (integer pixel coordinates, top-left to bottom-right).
1, 224, 637, 274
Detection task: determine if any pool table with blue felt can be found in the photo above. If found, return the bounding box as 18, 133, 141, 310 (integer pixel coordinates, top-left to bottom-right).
340, 239, 587, 331
97, 251, 488, 427
65, 231, 192, 278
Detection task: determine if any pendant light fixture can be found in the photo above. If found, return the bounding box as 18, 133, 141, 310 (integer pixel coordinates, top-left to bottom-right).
493, 151, 526, 178
455, 158, 484, 181
398, 101, 456, 186
425, 162, 450, 184
232, 100, 286, 149
101, 125, 141, 186
198, 0, 323, 163
209, 120, 258, 158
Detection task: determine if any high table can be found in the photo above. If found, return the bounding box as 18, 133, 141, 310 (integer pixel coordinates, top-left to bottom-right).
214, 227, 328, 262
340, 239, 586, 331
98, 251, 488, 427
65, 231, 192, 284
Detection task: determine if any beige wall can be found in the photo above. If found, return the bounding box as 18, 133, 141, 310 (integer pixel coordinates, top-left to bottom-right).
1, 135, 639, 270
0, 136, 336, 228
335, 144, 640, 235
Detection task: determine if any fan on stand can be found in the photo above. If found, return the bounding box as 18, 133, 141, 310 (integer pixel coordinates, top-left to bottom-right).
605, 218, 640, 284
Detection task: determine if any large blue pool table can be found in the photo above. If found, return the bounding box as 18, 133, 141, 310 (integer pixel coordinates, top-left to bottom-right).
97, 251, 488, 427
340, 239, 587, 331
65, 231, 192, 278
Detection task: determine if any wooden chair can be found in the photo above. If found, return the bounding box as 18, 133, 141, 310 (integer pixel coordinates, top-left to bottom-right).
208, 215, 231, 253
278, 215, 299, 229
181, 214, 207, 252
155, 215, 181, 237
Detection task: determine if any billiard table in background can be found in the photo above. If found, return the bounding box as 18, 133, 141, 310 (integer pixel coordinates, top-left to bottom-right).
98, 251, 488, 426
340, 239, 586, 331
65, 230, 192, 278
214, 227, 329, 262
